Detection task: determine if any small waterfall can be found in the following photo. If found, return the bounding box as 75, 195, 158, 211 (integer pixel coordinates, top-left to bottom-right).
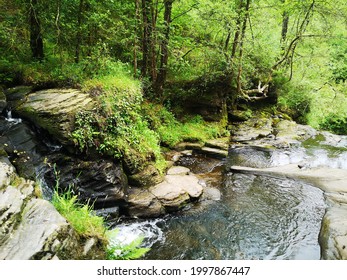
5, 110, 22, 125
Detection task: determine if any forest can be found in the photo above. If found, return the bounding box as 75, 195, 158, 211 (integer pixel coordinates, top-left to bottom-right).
1, 0, 347, 260
1, 0, 347, 130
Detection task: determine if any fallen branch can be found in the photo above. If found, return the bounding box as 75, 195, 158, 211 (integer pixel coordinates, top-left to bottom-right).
240, 81, 269, 101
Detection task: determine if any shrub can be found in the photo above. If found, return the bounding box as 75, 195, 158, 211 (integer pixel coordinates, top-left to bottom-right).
51, 183, 149, 260
72, 70, 166, 173
142, 102, 229, 148
319, 113, 347, 135
106, 229, 150, 260
51, 187, 106, 240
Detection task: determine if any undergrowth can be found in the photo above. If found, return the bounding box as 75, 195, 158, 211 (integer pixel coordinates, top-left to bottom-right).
51, 166, 149, 260
142, 102, 229, 148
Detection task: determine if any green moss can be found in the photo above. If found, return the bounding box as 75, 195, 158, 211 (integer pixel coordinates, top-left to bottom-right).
142, 102, 229, 148
72, 72, 166, 174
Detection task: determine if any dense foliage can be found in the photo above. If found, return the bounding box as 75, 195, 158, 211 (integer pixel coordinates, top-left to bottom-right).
1, 0, 347, 135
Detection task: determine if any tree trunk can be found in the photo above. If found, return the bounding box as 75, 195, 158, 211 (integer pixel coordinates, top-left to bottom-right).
141, 0, 151, 77
134, 0, 141, 76
154, 0, 173, 97
29, 0, 44, 61
281, 9, 289, 54
236, 0, 251, 95
149, 0, 158, 83
75, 0, 84, 63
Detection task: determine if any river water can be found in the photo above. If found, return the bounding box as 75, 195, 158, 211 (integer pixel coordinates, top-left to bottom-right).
2, 111, 345, 260
113, 156, 325, 260
113, 134, 347, 260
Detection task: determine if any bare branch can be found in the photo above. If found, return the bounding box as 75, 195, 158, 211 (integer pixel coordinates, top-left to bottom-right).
171, 3, 198, 22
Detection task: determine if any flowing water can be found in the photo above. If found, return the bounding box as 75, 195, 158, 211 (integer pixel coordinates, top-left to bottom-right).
3, 111, 346, 260
112, 133, 347, 260
114, 158, 325, 260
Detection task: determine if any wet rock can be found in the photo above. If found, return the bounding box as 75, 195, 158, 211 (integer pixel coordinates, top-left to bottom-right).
319, 206, 347, 260
167, 166, 190, 175
149, 173, 204, 212
0, 87, 6, 113
126, 188, 164, 218
128, 164, 164, 188
4, 86, 32, 107
201, 186, 221, 201
43, 154, 127, 209
12, 88, 95, 148
199, 147, 228, 159
205, 137, 230, 151
0, 121, 46, 179
229, 110, 252, 122
232, 117, 273, 142
174, 142, 203, 151
275, 120, 317, 145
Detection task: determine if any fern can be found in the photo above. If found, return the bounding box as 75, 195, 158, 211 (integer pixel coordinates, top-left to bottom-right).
106, 229, 150, 260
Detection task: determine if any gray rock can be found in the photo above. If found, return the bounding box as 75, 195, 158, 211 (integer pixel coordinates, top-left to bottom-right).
43, 154, 127, 209
167, 166, 190, 175
201, 186, 221, 201
126, 188, 164, 218
149, 180, 190, 210
149, 173, 204, 211
0, 157, 15, 189
200, 147, 228, 159
319, 206, 347, 260
0, 87, 6, 113
0, 198, 70, 260
205, 137, 230, 151
275, 120, 316, 145
12, 88, 95, 147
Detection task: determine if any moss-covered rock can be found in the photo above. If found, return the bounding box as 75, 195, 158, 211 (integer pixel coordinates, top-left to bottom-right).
128, 164, 164, 188
0, 86, 6, 113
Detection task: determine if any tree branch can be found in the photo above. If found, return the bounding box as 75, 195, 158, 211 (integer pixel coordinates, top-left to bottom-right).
171, 3, 198, 22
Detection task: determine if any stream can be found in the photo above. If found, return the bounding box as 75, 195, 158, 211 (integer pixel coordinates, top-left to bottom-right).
112, 133, 347, 260
2, 110, 347, 260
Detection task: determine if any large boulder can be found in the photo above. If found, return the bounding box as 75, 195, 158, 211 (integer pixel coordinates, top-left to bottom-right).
9, 88, 95, 148
0, 157, 106, 260
42, 154, 128, 209
319, 206, 347, 260
126, 188, 164, 218
149, 166, 204, 212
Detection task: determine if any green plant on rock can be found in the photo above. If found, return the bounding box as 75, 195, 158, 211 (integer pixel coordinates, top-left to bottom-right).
51, 179, 149, 259
51, 187, 106, 240
106, 229, 150, 260
142, 102, 229, 148
71, 71, 166, 174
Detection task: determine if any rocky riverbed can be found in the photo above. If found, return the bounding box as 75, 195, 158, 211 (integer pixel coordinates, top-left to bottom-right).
1, 86, 347, 260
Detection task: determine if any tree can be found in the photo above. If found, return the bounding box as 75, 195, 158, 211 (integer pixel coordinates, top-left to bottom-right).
29, 0, 44, 60
154, 0, 174, 97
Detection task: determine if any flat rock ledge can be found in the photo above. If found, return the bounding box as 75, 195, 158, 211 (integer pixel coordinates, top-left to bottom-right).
8, 88, 95, 147
229, 164, 347, 260
126, 166, 204, 218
